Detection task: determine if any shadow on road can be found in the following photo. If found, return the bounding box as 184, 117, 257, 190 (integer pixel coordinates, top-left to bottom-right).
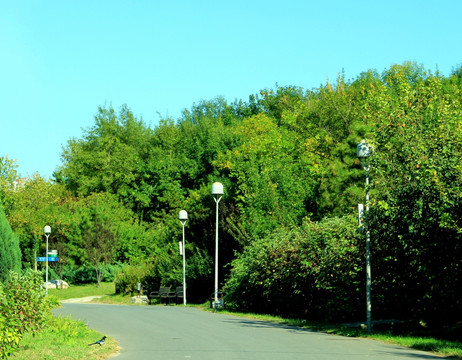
374, 349, 446, 359
221, 317, 324, 334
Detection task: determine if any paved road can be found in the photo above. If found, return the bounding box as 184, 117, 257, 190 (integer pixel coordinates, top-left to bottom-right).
53, 304, 443, 360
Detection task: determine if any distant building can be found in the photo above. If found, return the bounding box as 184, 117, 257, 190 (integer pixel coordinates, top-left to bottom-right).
13, 177, 27, 191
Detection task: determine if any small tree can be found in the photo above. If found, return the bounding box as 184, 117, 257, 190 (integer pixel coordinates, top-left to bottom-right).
51, 238, 69, 288
85, 213, 115, 287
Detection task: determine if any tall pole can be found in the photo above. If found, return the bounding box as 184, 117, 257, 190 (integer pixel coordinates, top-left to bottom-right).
182, 220, 187, 306
45, 233, 49, 295
44, 225, 51, 295
365, 167, 372, 334
179, 210, 188, 306
214, 196, 221, 306
357, 140, 372, 334
211, 182, 224, 310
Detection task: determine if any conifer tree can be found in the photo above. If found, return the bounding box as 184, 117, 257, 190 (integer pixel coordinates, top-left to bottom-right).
0, 202, 21, 282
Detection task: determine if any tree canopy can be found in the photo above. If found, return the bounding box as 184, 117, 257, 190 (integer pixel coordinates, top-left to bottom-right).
2, 62, 461, 329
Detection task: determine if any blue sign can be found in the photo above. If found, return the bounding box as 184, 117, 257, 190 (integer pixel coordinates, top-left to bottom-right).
36, 257, 59, 262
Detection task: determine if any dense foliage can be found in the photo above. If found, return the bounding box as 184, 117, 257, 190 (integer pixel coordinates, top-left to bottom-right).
1, 62, 461, 330
0, 271, 55, 358
225, 217, 363, 320
0, 201, 21, 282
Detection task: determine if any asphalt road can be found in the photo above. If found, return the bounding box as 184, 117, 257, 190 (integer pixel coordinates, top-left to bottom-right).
53, 304, 443, 360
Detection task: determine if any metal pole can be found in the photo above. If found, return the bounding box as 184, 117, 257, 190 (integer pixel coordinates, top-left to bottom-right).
182, 221, 187, 306
214, 196, 222, 308
45, 234, 49, 295
365, 167, 372, 334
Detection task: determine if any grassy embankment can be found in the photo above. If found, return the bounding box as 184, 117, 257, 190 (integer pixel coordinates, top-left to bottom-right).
10, 283, 120, 360
11, 282, 462, 359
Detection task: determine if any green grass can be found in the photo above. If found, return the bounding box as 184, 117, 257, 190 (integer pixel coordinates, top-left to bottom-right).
10, 316, 119, 360
48, 282, 116, 300
369, 334, 462, 358
92, 292, 134, 305
10, 283, 120, 360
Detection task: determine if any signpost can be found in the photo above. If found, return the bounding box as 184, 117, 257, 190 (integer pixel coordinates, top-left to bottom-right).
37, 250, 59, 262
48, 250, 58, 261
36, 257, 59, 262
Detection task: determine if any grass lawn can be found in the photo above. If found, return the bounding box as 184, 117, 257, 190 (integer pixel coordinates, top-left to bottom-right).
49, 282, 135, 305
10, 283, 121, 360
48, 282, 116, 300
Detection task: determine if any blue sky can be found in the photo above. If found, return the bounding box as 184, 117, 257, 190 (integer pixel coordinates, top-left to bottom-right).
1, 1, 461, 179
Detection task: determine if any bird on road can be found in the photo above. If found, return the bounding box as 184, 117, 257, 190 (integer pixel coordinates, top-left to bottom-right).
88, 336, 107, 346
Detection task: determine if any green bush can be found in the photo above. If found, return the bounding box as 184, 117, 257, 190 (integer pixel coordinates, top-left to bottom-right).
114, 263, 151, 295
37, 267, 58, 283
0, 270, 53, 358
225, 217, 363, 321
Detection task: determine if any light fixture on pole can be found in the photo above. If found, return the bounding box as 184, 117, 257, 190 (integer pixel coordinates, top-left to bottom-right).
357, 140, 373, 334
178, 210, 188, 306
43, 225, 51, 295
211, 182, 224, 310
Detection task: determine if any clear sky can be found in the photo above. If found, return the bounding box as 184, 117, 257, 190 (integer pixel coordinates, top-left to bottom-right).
1, 1, 461, 179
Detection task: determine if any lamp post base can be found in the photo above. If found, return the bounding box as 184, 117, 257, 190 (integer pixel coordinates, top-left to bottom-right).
213, 299, 224, 310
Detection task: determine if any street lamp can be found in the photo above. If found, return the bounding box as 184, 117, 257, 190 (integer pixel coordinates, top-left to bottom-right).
357, 140, 373, 334
43, 225, 51, 295
178, 210, 188, 306
211, 182, 224, 310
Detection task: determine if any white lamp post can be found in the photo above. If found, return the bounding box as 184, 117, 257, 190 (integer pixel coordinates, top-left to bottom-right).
211, 182, 224, 309
178, 210, 188, 306
44, 225, 51, 295
357, 140, 373, 334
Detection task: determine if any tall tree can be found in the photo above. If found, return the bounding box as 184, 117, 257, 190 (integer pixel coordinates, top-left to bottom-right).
2, 175, 68, 268
84, 212, 115, 287
57, 105, 153, 211
0, 202, 21, 281
215, 113, 319, 241
0, 156, 19, 209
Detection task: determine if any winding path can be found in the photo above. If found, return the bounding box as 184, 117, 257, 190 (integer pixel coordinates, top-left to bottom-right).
53, 303, 444, 360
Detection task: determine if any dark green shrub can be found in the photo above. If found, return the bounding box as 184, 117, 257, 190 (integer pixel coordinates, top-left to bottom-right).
0, 204, 21, 282
225, 217, 363, 321
37, 267, 58, 283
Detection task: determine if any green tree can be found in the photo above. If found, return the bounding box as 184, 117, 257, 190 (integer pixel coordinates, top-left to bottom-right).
216, 113, 318, 241
62, 192, 135, 267
45, 62, 462, 324
0, 156, 19, 211
0, 203, 21, 282
84, 213, 115, 287
57, 105, 153, 214
2, 175, 68, 268
367, 63, 462, 325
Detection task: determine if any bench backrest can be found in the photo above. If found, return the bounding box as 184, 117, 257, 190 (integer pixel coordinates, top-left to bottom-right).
158, 286, 171, 296
175, 286, 184, 296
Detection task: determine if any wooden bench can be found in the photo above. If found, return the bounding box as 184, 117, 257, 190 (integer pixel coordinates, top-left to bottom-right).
149, 286, 176, 305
